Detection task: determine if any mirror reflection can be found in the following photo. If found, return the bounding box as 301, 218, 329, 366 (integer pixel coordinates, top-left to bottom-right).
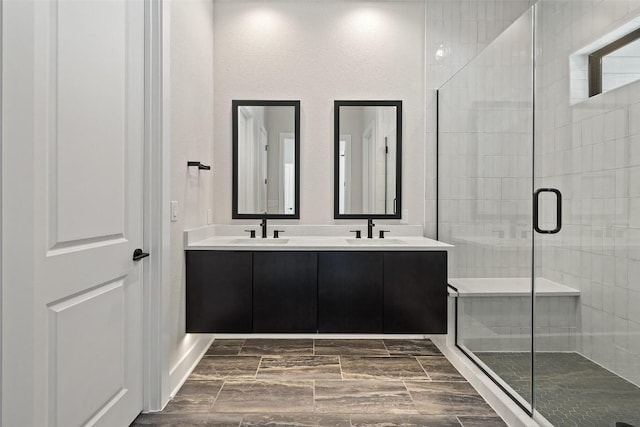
233, 100, 300, 218
334, 101, 402, 218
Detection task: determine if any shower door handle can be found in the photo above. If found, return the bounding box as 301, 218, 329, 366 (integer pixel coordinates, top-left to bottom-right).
533, 188, 562, 234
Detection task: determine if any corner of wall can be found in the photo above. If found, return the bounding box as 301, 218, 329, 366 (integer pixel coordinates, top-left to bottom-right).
167, 0, 216, 395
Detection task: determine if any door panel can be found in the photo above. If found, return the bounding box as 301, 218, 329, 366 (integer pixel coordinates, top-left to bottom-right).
253, 251, 318, 332
186, 251, 253, 333
383, 251, 447, 333
48, 280, 126, 427
318, 252, 383, 333
55, 0, 128, 245
2, 0, 145, 425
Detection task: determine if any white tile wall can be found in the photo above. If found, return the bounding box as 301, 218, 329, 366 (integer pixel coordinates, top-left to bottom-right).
438, 0, 640, 387
458, 295, 579, 352
535, 0, 640, 386
423, 0, 536, 238
437, 7, 534, 278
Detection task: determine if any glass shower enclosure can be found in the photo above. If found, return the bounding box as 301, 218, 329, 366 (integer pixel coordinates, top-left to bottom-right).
438, 2, 640, 425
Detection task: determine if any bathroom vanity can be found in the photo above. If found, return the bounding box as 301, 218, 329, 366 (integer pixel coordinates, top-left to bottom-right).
185, 233, 451, 335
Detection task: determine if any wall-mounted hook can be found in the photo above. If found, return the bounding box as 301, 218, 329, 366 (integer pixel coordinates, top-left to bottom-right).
187, 161, 211, 170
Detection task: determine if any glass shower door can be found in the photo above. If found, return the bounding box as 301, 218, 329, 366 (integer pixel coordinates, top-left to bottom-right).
532, 0, 640, 425
438, 7, 535, 413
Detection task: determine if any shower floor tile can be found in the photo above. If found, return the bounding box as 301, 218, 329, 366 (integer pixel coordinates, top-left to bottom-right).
476, 352, 640, 427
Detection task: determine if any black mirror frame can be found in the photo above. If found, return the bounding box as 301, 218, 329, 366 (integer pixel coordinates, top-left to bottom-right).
232, 100, 301, 219
333, 100, 402, 219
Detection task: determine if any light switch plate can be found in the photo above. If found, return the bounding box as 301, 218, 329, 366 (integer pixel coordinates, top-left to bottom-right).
171, 201, 178, 222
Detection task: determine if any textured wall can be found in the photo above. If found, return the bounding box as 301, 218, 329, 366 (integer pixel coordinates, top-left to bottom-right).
168, 0, 215, 377
212, 0, 425, 225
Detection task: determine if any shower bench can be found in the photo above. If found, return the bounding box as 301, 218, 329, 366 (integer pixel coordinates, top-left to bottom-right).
448, 278, 580, 352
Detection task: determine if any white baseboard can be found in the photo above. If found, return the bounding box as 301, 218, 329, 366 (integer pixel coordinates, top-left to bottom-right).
168, 336, 214, 399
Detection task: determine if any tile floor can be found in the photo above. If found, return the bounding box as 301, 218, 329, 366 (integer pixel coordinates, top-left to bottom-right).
131, 339, 506, 427
477, 352, 640, 427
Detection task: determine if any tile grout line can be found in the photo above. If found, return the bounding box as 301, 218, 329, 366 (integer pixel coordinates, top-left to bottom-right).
415, 356, 433, 381
312, 378, 316, 414
402, 379, 417, 410
381, 339, 391, 357
254, 355, 263, 380
209, 378, 226, 414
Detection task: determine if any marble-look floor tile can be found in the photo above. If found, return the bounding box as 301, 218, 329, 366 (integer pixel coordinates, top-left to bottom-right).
131, 413, 242, 426
350, 414, 462, 427
257, 356, 342, 380
207, 340, 245, 356
189, 356, 261, 380
239, 413, 351, 427
162, 380, 224, 413
417, 356, 465, 381
314, 380, 417, 414
314, 339, 389, 356
457, 416, 507, 427
240, 339, 313, 356
212, 380, 314, 413
340, 356, 429, 380
405, 381, 497, 416
384, 339, 442, 356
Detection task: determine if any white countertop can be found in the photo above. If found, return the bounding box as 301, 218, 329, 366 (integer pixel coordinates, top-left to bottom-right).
448, 277, 580, 297
186, 235, 453, 251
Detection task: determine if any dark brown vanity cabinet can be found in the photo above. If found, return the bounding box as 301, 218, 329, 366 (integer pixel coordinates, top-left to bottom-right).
253, 251, 317, 333
383, 251, 447, 333
185, 249, 448, 334
185, 251, 252, 333
318, 252, 384, 333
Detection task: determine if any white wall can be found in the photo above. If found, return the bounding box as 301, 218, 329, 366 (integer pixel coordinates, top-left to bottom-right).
212, 0, 425, 225
168, 0, 215, 391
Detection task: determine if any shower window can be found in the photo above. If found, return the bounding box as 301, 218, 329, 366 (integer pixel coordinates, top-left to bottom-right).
589, 28, 640, 97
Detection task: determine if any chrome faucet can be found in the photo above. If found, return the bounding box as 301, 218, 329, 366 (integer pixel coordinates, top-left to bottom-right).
260, 216, 268, 238
367, 218, 375, 239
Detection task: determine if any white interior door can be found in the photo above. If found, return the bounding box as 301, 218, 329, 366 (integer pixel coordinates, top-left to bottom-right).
2, 0, 145, 426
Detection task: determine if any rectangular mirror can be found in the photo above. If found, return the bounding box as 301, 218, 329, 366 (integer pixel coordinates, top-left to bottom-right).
334, 100, 402, 219
233, 100, 300, 219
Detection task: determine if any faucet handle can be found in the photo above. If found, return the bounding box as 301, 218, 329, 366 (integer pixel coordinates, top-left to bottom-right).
379, 230, 390, 239
244, 229, 256, 239
273, 230, 285, 239
350, 230, 362, 239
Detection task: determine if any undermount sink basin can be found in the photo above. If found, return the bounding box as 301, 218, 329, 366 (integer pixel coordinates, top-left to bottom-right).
229, 238, 289, 244
347, 238, 406, 245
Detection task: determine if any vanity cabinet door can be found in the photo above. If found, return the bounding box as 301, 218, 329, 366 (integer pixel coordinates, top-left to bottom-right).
318, 252, 383, 333
253, 251, 318, 332
383, 251, 447, 333
186, 251, 253, 333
